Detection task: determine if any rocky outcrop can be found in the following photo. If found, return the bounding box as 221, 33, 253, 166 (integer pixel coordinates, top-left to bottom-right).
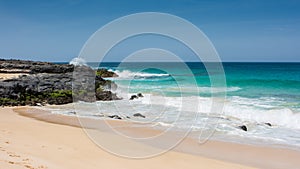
0, 59, 74, 74
0, 73, 74, 105
0, 59, 120, 106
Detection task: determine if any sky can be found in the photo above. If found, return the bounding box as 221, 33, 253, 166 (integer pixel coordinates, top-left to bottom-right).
0, 0, 300, 62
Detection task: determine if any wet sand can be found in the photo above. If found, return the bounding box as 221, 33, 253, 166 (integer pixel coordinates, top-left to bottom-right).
1, 107, 299, 168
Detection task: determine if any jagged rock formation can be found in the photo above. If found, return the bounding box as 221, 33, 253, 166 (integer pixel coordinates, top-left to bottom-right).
0, 59, 74, 74
0, 59, 120, 106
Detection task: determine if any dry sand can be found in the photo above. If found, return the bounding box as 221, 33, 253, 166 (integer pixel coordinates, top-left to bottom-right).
1, 107, 300, 169
0, 73, 25, 80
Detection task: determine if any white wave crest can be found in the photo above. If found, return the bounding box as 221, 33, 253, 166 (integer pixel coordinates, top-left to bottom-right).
69, 57, 87, 66
198, 87, 241, 93
113, 70, 170, 79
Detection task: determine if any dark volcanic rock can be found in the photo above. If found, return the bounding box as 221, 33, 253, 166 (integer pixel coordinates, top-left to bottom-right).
265, 123, 272, 127
0, 59, 121, 106
108, 115, 122, 120
137, 93, 143, 97
0, 59, 74, 74
73, 66, 120, 102
129, 93, 143, 100
133, 113, 146, 118
95, 74, 117, 91
129, 95, 138, 100
96, 91, 120, 101
238, 125, 247, 131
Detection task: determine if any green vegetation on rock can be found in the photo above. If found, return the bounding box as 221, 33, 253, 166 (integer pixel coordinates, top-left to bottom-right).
49, 90, 72, 98
96, 68, 118, 77
0, 98, 17, 105
47, 90, 73, 105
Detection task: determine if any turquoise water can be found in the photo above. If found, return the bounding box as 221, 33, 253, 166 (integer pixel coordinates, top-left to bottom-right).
97, 62, 300, 110
52, 61, 300, 148
95, 62, 300, 147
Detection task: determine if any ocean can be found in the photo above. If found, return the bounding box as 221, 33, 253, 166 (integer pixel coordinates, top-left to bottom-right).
49, 62, 300, 149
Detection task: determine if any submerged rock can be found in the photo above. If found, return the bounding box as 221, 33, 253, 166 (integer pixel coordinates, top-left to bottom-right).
137, 93, 144, 97
238, 125, 247, 131
129, 93, 144, 100
265, 123, 272, 127
133, 113, 146, 118
129, 95, 138, 100
108, 115, 122, 120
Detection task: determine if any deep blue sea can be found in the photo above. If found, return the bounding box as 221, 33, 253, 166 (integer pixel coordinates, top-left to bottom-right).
51, 62, 300, 149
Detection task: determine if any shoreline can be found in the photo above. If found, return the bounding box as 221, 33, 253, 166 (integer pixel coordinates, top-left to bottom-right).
9, 106, 300, 169
0, 106, 257, 169
18, 104, 300, 152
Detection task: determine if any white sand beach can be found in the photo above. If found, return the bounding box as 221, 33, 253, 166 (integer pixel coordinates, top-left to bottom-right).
0, 107, 299, 169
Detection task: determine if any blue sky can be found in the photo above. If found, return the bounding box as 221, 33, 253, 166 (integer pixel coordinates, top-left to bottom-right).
0, 0, 300, 62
